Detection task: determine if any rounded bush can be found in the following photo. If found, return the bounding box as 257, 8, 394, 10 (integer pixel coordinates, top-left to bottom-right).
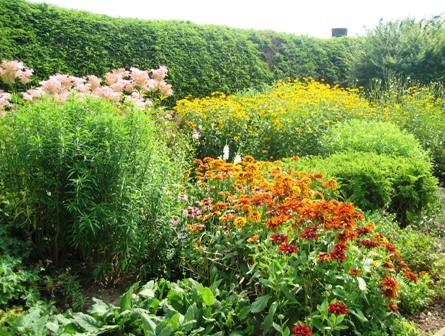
285, 152, 438, 225
0, 96, 188, 276
321, 119, 428, 160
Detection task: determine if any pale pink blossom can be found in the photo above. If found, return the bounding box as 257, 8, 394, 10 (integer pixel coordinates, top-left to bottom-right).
86, 75, 102, 91
158, 82, 173, 96
152, 65, 168, 81
0, 60, 33, 85
0, 90, 12, 110
192, 129, 201, 140
93, 86, 121, 101
40, 77, 62, 95
17, 68, 33, 84
130, 67, 149, 87
104, 68, 127, 86
22, 88, 43, 101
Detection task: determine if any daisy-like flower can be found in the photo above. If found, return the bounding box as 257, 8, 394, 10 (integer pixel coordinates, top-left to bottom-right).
328, 302, 349, 315
270, 233, 288, 243
290, 323, 312, 336
279, 243, 298, 254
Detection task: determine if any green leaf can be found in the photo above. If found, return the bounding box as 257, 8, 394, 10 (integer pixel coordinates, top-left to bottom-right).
250, 295, 270, 313
119, 282, 139, 311
197, 284, 216, 306
262, 301, 278, 334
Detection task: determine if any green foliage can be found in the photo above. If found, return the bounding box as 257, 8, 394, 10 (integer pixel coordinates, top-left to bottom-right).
366, 82, 445, 181
371, 212, 445, 301
0, 255, 39, 309
0, 96, 188, 277
398, 274, 435, 315
354, 17, 445, 86
44, 278, 256, 335
0, 0, 357, 104
391, 318, 425, 336
285, 152, 438, 225
320, 119, 428, 160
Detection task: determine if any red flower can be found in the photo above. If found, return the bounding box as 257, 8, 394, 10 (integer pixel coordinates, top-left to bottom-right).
328, 302, 349, 315
291, 323, 312, 336
359, 239, 379, 248
385, 242, 396, 252
279, 243, 299, 254
300, 226, 319, 240
356, 227, 372, 235
383, 288, 397, 298
330, 241, 347, 261
271, 233, 288, 243
381, 276, 398, 290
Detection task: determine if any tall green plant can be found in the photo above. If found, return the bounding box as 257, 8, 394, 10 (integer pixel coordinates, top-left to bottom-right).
0, 96, 188, 277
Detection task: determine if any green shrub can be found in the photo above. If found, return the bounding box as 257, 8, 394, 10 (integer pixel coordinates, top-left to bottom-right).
284, 152, 438, 225
0, 96, 188, 277
320, 119, 428, 160
354, 17, 445, 86
369, 83, 445, 181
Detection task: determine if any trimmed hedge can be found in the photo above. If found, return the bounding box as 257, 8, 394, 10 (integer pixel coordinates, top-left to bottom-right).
285, 152, 438, 225
0, 0, 358, 103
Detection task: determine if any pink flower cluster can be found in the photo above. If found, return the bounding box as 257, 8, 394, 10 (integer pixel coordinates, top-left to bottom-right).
0, 60, 173, 113
0, 60, 33, 85
23, 66, 172, 106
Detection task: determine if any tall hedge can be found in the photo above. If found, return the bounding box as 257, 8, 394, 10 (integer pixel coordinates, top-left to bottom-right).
0, 0, 358, 101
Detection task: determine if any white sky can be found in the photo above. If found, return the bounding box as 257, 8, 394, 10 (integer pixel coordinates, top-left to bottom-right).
28, 0, 444, 38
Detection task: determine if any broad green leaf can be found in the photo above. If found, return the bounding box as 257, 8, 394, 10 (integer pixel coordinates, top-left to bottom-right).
119, 282, 139, 311
250, 295, 270, 313
197, 284, 216, 306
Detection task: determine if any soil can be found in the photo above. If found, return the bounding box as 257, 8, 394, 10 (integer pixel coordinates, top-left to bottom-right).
409, 300, 445, 335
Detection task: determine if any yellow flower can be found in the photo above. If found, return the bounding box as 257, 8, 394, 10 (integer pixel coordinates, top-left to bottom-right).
234, 216, 247, 228
248, 210, 262, 223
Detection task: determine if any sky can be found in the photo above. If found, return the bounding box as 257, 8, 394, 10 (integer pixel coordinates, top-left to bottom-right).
28, 0, 444, 38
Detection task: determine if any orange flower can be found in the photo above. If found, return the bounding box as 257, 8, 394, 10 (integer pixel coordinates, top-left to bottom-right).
247, 235, 259, 243
387, 301, 399, 313
349, 268, 360, 277
187, 223, 205, 233
404, 271, 419, 283
317, 252, 332, 263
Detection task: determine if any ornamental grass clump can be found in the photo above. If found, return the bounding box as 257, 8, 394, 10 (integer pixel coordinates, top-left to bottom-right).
179, 157, 420, 335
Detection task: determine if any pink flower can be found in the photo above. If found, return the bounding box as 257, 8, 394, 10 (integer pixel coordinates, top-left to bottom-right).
86, 75, 102, 91
130, 67, 149, 87
40, 77, 62, 95
158, 82, 173, 96
152, 65, 168, 81
0, 90, 12, 111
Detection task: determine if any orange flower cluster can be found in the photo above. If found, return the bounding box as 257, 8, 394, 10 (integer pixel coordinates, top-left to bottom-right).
189, 157, 419, 313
